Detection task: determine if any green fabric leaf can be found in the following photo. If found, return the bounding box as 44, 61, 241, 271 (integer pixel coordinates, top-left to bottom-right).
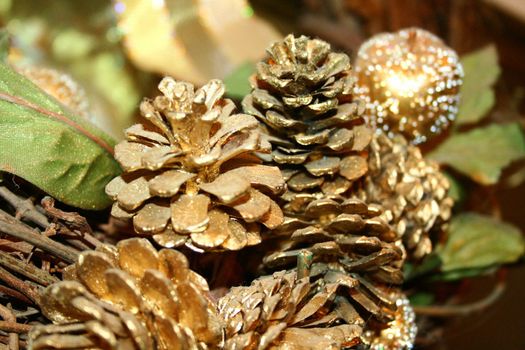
409, 292, 434, 306
428, 123, 525, 184
436, 213, 525, 273
456, 45, 500, 126
0, 61, 121, 210
224, 62, 255, 99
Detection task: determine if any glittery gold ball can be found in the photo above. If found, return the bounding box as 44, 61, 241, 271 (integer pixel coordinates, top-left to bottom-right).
354, 28, 463, 144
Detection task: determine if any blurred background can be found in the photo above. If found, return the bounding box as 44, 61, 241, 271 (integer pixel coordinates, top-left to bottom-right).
0, 0, 524, 348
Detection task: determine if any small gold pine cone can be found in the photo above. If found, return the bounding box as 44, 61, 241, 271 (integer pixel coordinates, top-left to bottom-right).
242, 34, 373, 215
262, 197, 405, 285
358, 134, 453, 260
218, 268, 398, 350
29, 238, 222, 349
106, 78, 285, 251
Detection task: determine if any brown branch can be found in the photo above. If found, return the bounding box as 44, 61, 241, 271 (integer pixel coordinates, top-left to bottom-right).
0, 304, 19, 350
0, 186, 48, 229
0, 92, 113, 155
41, 197, 101, 248
0, 286, 32, 305
414, 272, 506, 317
0, 267, 39, 305
0, 251, 59, 287
0, 321, 32, 334
0, 210, 78, 264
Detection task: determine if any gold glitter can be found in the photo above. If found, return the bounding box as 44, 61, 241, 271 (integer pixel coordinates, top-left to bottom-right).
354, 28, 463, 144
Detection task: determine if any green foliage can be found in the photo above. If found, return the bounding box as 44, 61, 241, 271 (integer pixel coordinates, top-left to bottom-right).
436, 213, 525, 278
409, 292, 434, 306
0, 61, 121, 210
428, 123, 525, 185
456, 45, 500, 126
224, 62, 255, 99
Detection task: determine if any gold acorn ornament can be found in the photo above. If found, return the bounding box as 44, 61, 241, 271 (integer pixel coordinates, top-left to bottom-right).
354, 28, 463, 144
106, 77, 285, 251
243, 34, 373, 216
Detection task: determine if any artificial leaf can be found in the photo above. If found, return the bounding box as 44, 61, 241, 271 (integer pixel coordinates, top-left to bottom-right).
0, 29, 9, 62
456, 45, 500, 126
224, 62, 255, 99
409, 292, 434, 306
0, 61, 121, 210
443, 171, 464, 203
436, 213, 525, 273
428, 123, 525, 184
434, 266, 498, 281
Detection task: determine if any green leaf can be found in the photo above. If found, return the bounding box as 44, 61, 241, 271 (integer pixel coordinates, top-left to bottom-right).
443, 171, 465, 203
224, 62, 255, 99
434, 266, 497, 281
436, 213, 525, 273
428, 123, 525, 184
409, 292, 434, 306
456, 45, 501, 126
0, 61, 121, 210
0, 29, 9, 62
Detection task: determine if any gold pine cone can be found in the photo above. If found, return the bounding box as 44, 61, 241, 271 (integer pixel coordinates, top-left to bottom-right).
29, 238, 222, 349
106, 77, 285, 251
218, 268, 398, 350
358, 133, 453, 260
242, 34, 373, 215
262, 197, 405, 285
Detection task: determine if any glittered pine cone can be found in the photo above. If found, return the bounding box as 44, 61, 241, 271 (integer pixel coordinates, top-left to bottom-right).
262, 197, 405, 285
357, 133, 453, 260
242, 34, 373, 215
106, 78, 285, 251
218, 267, 400, 350
29, 238, 222, 349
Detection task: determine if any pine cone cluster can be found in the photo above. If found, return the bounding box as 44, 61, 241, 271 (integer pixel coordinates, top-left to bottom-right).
357, 134, 453, 260
30, 238, 222, 349
20, 34, 458, 350
106, 78, 285, 251
242, 34, 373, 215
218, 268, 398, 350
262, 197, 405, 285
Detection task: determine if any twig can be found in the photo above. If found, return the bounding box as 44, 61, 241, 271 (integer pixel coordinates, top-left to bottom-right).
0, 321, 32, 334
0, 267, 40, 305
414, 271, 506, 317
41, 197, 101, 248
0, 286, 32, 305
0, 210, 78, 264
0, 251, 59, 287
0, 305, 19, 350
0, 186, 48, 229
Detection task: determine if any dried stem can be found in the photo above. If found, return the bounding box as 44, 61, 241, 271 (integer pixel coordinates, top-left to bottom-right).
0, 251, 59, 287
0, 266, 40, 304
0, 210, 78, 264
0, 185, 48, 229
414, 271, 507, 317
0, 286, 32, 305
0, 304, 19, 350
0, 321, 32, 334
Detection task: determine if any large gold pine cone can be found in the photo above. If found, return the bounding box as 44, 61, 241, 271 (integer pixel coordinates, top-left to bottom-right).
242, 35, 373, 215
262, 197, 405, 285
218, 269, 399, 350
358, 133, 453, 260
29, 238, 222, 349
106, 77, 285, 251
